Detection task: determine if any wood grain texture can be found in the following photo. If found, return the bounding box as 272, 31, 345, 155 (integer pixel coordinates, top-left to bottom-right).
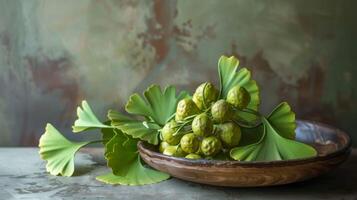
138, 120, 351, 187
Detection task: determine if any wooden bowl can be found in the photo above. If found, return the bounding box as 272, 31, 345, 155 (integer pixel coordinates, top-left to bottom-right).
138, 120, 351, 187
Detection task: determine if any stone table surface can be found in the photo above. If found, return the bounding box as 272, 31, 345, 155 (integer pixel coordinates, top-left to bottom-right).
0, 148, 356, 200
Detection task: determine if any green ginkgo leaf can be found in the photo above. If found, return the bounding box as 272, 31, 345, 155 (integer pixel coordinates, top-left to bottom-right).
72, 101, 110, 133
39, 124, 90, 176
108, 110, 161, 145
218, 55, 260, 122
105, 130, 138, 176
268, 102, 296, 139
101, 126, 116, 145
237, 102, 295, 146
125, 85, 188, 126
218, 56, 260, 106
230, 103, 317, 161
96, 160, 170, 186
96, 173, 128, 185
99, 129, 170, 185
238, 125, 264, 146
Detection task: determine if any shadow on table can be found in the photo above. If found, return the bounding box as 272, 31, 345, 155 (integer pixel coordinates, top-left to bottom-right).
72, 164, 97, 177
73, 148, 106, 176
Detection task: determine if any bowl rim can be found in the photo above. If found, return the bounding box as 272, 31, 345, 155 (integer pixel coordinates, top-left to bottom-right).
138, 120, 352, 167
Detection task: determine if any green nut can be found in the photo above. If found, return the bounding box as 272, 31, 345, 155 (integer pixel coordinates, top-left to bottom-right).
163, 146, 177, 156
217, 122, 241, 148
226, 85, 251, 109
180, 133, 200, 154
195, 144, 202, 155
162, 145, 187, 157
185, 153, 201, 159
200, 136, 222, 156
211, 100, 232, 123
192, 82, 218, 110
175, 98, 200, 121
175, 146, 188, 157
192, 113, 213, 137
161, 121, 182, 145
159, 141, 170, 153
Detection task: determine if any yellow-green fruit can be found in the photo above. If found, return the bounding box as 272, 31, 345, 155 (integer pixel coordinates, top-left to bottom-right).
195, 144, 202, 155
175, 146, 187, 157
162, 121, 181, 145
162, 145, 187, 157
200, 136, 222, 156
175, 98, 200, 121
163, 146, 177, 156
192, 113, 213, 137
185, 153, 201, 159
192, 82, 218, 110
211, 100, 232, 123
159, 142, 170, 153
217, 122, 241, 148
180, 133, 200, 154
226, 85, 251, 109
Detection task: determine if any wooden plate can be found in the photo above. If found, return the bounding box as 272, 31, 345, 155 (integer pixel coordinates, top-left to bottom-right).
138, 120, 351, 187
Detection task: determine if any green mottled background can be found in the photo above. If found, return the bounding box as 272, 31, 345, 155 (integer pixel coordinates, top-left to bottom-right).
0, 0, 356, 146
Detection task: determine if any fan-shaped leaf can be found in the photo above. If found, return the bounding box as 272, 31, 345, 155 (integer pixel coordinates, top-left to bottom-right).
101, 126, 116, 145
100, 129, 169, 185
96, 160, 170, 186
218, 56, 260, 105
105, 130, 138, 176
72, 101, 110, 132
108, 110, 161, 145
268, 102, 296, 139
238, 125, 264, 146
218, 56, 260, 122
39, 124, 90, 176
218, 55, 240, 97
230, 102, 316, 161
125, 85, 188, 126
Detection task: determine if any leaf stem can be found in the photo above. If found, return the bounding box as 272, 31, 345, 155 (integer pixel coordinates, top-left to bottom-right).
173, 120, 191, 136
183, 114, 198, 121
240, 108, 262, 117
165, 113, 176, 123
233, 119, 261, 129
233, 107, 263, 128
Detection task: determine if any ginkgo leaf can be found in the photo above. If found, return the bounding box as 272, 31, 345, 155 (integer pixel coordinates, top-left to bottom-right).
270, 121, 317, 160
230, 102, 317, 162
125, 85, 188, 126
218, 55, 260, 122
101, 126, 116, 145
268, 102, 296, 139
39, 124, 90, 176
230, 118, 316, 161
238, 125, 264, 146
96, 159, 170, 186
99, 129, 170, 185
72, 100, 110, 132
108, 110, 161, 145
96, 173, 128, 185
105, 130, 138, 176
218, 56, 260, 106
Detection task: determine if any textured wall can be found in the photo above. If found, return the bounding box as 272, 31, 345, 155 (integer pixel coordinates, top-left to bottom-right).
0, 0, 356, 146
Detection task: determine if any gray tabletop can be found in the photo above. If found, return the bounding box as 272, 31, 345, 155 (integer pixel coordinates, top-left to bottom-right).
0, 148, 356, 200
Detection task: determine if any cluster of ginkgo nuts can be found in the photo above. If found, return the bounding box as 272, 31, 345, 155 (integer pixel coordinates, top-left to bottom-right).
159, 82, 251, 160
